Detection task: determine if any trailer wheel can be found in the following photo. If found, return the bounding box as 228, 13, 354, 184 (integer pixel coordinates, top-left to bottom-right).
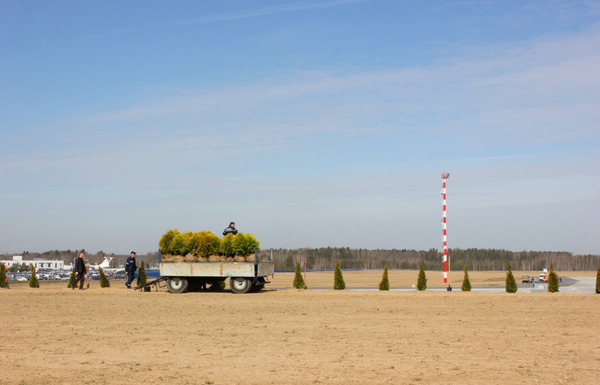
230, 277, 251, 294
249, 277, 266, 293
167, 278, 188, 294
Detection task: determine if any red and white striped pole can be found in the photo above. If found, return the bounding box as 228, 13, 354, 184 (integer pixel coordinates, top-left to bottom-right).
442, 172, 450, 284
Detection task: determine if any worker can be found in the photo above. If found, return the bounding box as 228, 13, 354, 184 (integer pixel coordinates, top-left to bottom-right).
223, 222, 238, 236
72, 253, 87, 290
125, 251, 137, 289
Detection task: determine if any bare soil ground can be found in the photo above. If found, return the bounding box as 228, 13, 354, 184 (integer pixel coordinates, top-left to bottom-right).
2, 271, 599, 385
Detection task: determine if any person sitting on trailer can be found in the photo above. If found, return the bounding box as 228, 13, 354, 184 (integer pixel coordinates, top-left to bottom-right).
223, 222, 238, 236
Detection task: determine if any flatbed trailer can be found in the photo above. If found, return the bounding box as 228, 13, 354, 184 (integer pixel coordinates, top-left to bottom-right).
158, 249, 275, 294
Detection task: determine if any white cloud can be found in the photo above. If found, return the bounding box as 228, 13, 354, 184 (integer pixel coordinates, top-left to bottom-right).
174, 0, 371, 25
74, 25, 600, 142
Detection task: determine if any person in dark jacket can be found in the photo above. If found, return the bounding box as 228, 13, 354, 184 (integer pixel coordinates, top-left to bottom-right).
125, 251, 137, 289
72, 253, 86, 290
223, 222, 238, 236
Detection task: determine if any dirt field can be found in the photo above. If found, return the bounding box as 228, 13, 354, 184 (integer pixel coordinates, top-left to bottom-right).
2, 271, 599, 385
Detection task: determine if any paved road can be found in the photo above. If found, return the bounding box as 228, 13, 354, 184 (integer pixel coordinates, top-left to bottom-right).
548, 277, 597, 294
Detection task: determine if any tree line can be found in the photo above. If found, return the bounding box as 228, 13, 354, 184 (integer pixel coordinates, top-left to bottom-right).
3, 248, 598, 272
258, 247, 600, 271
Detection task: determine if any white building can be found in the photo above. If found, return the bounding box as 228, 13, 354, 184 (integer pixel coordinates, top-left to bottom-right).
1, 255, 65, 270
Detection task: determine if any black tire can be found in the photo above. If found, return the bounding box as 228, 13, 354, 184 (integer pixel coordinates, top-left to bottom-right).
249, 277, 266, 293
230, 277, 251, 294
167, 277, 188, 294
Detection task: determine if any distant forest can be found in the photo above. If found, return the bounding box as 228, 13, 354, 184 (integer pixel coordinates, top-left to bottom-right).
3, 247, 599, 271
260, 247, 599, 271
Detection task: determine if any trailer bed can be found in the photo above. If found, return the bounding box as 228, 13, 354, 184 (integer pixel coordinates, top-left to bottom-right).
160, 261, 274, 278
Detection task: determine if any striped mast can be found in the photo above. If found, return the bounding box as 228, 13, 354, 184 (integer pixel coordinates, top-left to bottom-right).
442, 172, 450, 284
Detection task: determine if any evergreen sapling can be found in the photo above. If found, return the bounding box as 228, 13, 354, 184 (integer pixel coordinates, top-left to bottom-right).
505, 264, 517, 293
379, 266, 390, 291
596, 265, 600, 294
293, 261, 305, 289
334, 263, 345, 290
461, 264, 471, 292
170, 233, 188, 256
416, 262, 427, 291
67, 270, 76, 288
159, 229, 181, 254
0, 263, 7, 289
29, 264, 39, 288
99, 267, 110, 288
548, 262, 559, 293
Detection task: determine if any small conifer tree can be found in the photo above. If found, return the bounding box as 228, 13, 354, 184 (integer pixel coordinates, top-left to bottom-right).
505, 264, 517, 293
293, 261, 305, 289
462, 264, 471, 292
67, 270, 76, 288
99, 267, 110, 288
191, 231, 221, 258
232, 233, 261, 256
379, 266, 390, 291
242, 233, 260, 256
334, 263, 345, 290
170, 233, 188, 256
29, 264, 39, 288
0, 263, 7, 289
548, 262, 559, 293
416, 262, 427, 291
219, 234, 235, 257
596, 265, 600, 294
137, 260, 147, 287
159, 229, 181, 254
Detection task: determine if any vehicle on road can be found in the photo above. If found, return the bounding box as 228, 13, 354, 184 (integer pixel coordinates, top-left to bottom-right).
521, 274, 534, 283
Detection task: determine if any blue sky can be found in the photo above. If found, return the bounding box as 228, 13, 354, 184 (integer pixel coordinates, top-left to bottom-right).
1, 0, 599, 256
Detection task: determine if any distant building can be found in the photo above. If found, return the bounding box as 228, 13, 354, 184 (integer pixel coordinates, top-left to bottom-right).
1, 255, 65, 270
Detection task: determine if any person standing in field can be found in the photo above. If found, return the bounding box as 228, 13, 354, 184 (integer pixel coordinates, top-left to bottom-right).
125, 251, 137, 289
72, 253, 87, 290
223, 222, 238, 236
